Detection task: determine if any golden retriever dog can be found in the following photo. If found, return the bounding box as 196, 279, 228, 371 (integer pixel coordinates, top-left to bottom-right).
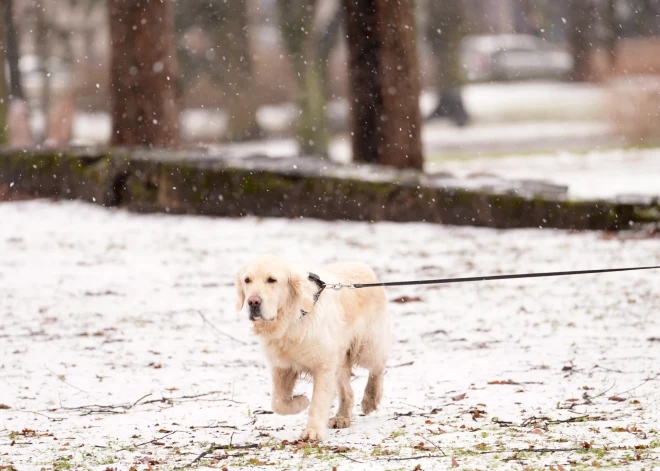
235, 255, 390, 441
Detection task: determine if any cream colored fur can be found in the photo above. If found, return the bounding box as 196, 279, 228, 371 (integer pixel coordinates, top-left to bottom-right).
235, 255, 390, 441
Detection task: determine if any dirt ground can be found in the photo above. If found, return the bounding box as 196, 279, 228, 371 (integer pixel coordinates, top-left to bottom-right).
1, 201, 659, 470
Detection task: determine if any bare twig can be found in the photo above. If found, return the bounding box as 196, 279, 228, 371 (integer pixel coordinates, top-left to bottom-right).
376, 447, 582, 461
335, 451, 364, 463
45, 367, 87, 393
610, 373, 660, 398
190, 423, 238, 430
197, 310, 247, 345
133, 430, 181, 448
417, 434, 446, 456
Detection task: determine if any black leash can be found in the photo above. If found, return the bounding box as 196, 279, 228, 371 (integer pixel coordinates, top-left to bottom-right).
351, 265, 660, 289
300, 265, 659, 316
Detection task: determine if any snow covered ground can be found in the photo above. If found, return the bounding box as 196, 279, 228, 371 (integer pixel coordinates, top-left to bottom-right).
1, 201, 659, 470
428, 147, 660, 201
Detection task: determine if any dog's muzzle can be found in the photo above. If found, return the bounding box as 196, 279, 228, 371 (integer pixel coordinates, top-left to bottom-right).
248, 295, 262, 321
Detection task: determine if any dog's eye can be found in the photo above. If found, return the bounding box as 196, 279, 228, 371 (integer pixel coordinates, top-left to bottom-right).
267, 277, 277, 284
244, 277, 251, 284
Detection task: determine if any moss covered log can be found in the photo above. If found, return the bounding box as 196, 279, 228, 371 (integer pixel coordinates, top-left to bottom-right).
0, 149, 656, 231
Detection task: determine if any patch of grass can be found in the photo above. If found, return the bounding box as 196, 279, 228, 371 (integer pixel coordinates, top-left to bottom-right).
53, 457, 72, 471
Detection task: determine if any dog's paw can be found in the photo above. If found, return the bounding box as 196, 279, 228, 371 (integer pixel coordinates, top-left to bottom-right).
361, 396, 379, 415
289, 395, 310, 414
300, 426, 324, 442
328, 416, 351, 429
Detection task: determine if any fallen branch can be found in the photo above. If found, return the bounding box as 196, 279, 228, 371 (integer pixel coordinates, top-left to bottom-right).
376, 447, 582, 462
197, 310, 247, 345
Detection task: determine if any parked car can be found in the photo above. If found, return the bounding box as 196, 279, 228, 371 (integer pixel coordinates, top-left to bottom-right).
461, 34, 573, 82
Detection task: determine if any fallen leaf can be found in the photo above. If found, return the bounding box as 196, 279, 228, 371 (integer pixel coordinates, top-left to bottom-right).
487, 379, 519, 385
0, 404, 10, 410
425, 419, 434, 424
608, 396, 626, 402
558, 466, 566, 471
413, 465, 422, 471
452, 393, 466, 401
451, 457, 459, 467
583, 442, 592, 450
592, 460, 601, 468
532, 428, 544, 434
391, 296, 422, 304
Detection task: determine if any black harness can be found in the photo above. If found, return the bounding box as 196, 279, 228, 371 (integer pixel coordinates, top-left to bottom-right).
300, 272, 326, 317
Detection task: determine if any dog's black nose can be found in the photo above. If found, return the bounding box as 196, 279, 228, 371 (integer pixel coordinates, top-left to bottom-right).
248, 295, 262, 307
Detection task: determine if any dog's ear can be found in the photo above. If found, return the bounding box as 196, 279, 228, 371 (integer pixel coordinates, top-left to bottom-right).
287, 270, 314, 313
235, 272, 246, 312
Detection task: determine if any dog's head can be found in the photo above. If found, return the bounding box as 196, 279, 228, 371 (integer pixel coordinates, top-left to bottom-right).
235, 255, 314, 337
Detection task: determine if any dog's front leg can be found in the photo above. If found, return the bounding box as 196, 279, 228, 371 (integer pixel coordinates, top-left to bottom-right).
271, 367, 309, 415
300, 368, 335, 441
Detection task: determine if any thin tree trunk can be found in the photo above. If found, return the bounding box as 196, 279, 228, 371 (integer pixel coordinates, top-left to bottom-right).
567, 0, 592, 82
109, 0, 180, 147
603, 0, 617, 71
278, 0, 329, 158
219, 0, 262, 141
35, 2, 50, 142
342, 0, 423, 169
3, 0, 23, 99
0, 9, 8, 144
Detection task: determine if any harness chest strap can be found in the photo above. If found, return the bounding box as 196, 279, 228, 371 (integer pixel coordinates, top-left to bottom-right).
300, 272, 326, 317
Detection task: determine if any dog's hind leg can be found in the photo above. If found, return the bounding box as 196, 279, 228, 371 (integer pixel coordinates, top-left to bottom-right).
361, 367, 384, 415
271, 367, 309, 415
329, 356, 354, 429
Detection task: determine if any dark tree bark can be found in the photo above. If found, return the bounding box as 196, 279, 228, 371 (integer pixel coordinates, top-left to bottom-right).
567, 0, 592, 82
603, 0, 618, 70
109, 0, 180, 147
0, 8, 7, 144
3, 0, 23, 99
342, 0, 423, 169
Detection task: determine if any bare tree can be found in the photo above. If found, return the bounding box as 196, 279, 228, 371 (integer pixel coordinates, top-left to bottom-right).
0, 9, 7, 144
3, 0, 23, 100
109, 0, 180, 147
218, 1, 262, 141
278, 0, 329, 158
342, 0, 423, 169
175, 0, 262, 142
567, 0, 593, 82
426, 0, 469, 127
603, 0, 618, 70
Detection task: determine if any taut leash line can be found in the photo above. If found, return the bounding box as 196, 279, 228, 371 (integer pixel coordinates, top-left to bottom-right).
344, 265, 660, 289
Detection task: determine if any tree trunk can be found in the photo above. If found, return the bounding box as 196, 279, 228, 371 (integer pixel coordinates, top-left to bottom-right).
603, 0, 617, 71
35, 2, 50, 142
278, 0, 329, 158
109, 0, 180, 147
3, 0, 23, 100
0, 10, 8, 144
218, 0, 262, 141
567, 0, 592, 82
342, 0, 423, 169
425, 0, 469, 126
